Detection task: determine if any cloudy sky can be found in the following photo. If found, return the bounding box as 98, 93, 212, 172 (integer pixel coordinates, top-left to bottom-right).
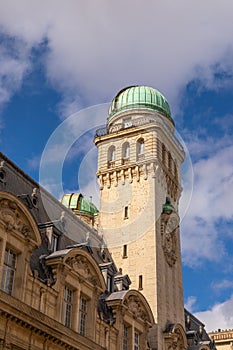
0, 0, 233, 332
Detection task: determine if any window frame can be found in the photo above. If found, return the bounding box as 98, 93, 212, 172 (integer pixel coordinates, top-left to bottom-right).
62, 285, 73, 328
123, 324, 129, 350
134, 330, 140, 350
1, 247, 17, 295
79, 295, 88, 336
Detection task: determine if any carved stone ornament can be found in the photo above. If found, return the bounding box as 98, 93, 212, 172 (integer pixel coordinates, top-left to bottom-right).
161, 213, 179, 267
0, 198, 32, 238
65, 254, 100, 286
164, 324, 187, 350
123, 295, 148, 321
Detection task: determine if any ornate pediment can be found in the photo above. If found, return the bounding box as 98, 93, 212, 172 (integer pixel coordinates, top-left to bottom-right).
64, 251, 102, 288
164, 323, 188, 350
0, 195, 41, 246
123, 294, 149, 321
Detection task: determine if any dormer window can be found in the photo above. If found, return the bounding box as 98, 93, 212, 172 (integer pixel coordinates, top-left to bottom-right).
46, 227, 59, 252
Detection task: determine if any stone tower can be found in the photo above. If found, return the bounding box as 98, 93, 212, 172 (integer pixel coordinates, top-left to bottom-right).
94, 86, 186, 348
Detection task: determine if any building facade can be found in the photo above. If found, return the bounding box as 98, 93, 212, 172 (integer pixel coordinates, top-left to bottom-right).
0, 153, 154, 350
0, 85, 216, 350
209, 329, 233, 350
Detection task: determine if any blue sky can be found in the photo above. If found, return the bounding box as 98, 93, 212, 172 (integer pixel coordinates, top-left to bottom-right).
0, 0, 233, 331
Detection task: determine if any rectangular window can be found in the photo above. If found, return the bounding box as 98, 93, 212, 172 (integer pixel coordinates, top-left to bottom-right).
139, 275, 143, 290
107, 274, 112, 292
124, 206, 129, 219
134, 331, 139, 350
46, 227, 59, 252
1, 248, 17, 295
50, 233, 58, 252
123, 244, 128, 258
123, 324, 128, 350
62, 286, 73, 328
79, 296, 87, 336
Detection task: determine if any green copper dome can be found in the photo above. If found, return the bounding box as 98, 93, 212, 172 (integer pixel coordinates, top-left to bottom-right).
108, 85, 173, 124
61, 193, 99, 216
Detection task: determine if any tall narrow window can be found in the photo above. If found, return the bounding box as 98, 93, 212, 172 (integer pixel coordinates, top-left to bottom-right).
123, 324, 129, 350
122, 142, 130, 163
62, 286, 73, 328
162, 144, 166, 164
109, 146, 115, 161
50, 232, 58, 252
108, 146, 116, 168
123, 244, 128, 258
124, 206, 129, 219
79, 296, 87, 336
139, 275, 143, 290
134, 331, 139, 350
137, 138, 144, 159
1, 248, 17, 295
168, 152, 172, 172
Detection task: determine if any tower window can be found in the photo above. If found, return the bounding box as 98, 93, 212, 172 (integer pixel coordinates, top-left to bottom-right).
168, 152, 172, 172
137, 138, 144, 158
138, 275, 143, 290
108, 146, 116, 168
162, 144, 166, 163
124, 206, 129, 219
122, 142, 130, 164
122, 142, 130, 158
123, 244, 128, 258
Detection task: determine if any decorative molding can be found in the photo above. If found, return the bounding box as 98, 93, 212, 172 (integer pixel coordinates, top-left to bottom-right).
97, 162, 162, 189
161, 213, 179, 267
65, 255, 101, 287
164, 323, 188, 350
0, 198, 32, 239
123, 295, 148, 322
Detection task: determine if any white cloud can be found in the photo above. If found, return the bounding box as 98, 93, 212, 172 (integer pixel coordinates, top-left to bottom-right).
185, 296, 197, 313
181, 142, 233, 266
211, 279, 233, 291
0, 0, 233, 114
0, 39, 31, 109
195, 294, 233, 332
0, 0, 233, 265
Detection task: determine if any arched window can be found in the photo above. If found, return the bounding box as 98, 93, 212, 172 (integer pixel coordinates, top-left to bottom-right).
107, 146, 116, 168
108, 146, 115, 161
137, 138, 144, 158
162, 144, 166, 163
174, 163, 178, 181
122, 142, 130, 158
168, 152, 172, 172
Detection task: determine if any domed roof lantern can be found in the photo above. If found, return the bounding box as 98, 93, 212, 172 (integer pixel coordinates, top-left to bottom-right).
108, 85, 174, 125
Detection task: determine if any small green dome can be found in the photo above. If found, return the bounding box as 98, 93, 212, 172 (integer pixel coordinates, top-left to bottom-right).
108, 85, 173, 124
61, 193, 99, 216
162, 197, 176, 214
